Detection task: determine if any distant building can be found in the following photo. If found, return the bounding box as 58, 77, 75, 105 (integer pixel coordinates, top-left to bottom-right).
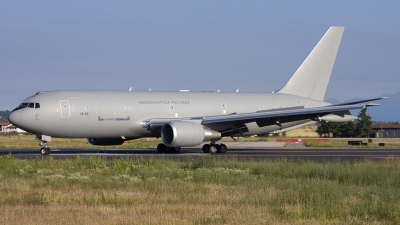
0, 122, 9, 131
371, 124, 400, 138
0, 122, 26, 133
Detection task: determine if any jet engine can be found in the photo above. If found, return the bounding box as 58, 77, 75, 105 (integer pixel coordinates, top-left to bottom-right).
161, 121, 221, 147
87, 138, 126, 146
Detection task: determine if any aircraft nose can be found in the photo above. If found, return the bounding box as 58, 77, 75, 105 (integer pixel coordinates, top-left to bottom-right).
8, 111, 20, 127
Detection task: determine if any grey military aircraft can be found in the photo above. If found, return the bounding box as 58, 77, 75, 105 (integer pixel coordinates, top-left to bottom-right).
9, 26, 384, 155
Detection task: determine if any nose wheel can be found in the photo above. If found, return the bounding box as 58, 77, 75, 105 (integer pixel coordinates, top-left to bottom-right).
36, 135, 52, 155
40, 146, 51, 155
202, 143, 227, 154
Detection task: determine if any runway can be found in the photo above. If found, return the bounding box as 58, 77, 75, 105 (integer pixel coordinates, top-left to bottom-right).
2, 142, 400, 162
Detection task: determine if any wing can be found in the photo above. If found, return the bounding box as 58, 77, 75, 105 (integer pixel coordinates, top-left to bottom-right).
144, 97, 384, 130
202, 98, 384, 125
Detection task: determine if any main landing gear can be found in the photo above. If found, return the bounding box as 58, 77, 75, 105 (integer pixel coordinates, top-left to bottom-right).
157, 143, 181, 154
156, 143, 227, 154
202, 143, 227, 154
36, 135, 51, 155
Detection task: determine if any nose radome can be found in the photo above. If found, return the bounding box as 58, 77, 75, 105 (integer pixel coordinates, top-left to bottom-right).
8, 111, 20, 127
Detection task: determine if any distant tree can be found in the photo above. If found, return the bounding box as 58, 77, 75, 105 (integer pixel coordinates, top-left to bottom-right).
342, 121, 357, 137
317, 108, 375, 138
356, 108, 374, 137
316, 121, 330, 137
316, 121, 343, 137
0, 110, 10, 122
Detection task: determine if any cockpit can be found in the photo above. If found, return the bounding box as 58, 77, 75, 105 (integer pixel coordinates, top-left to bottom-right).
12, 102, 41, 112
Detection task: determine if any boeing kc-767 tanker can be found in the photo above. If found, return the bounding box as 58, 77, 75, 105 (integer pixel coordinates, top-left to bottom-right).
9, 26, 384, 155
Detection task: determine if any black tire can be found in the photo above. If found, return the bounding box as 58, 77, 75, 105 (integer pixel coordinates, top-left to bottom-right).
173, 147, 181, 153
157, 143, 166, 153
209, 144, 218, 154
165, 146, 173, 153
40, 147, 50, 155
202, 144, 210, 153
219, 144, 227, 153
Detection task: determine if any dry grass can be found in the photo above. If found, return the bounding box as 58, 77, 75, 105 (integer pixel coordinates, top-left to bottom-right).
0, 184, 282, 225
284, 124, 319, 138
1, 156, 400, 224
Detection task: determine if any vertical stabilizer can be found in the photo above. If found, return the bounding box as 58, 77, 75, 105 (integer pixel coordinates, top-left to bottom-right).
277, 26, 344, 101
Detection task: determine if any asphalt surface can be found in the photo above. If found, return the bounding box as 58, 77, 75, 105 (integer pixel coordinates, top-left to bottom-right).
2, 142, 400, 162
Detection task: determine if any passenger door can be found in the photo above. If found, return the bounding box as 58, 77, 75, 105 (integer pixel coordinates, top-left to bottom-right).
60, 100, 70, 118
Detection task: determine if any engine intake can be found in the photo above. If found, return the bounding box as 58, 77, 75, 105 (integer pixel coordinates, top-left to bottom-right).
161, 121, 221, 147
87, 138, 126, 146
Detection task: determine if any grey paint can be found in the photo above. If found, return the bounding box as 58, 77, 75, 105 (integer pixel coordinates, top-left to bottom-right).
9, 91, 326, 137
278, 27, 344, 101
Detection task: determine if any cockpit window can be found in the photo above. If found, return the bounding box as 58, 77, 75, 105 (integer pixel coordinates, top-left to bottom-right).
12, 103, 28, 112
12, 102, 41, 111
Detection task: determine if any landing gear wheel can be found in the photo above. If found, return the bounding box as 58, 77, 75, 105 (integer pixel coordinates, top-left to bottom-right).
165, 146, 173, 153
202, 144, 210, 153
218, 144, 227, 153
40, 147, 50, 155
209, 144, 218, 154
172, 147, 181, 153
157, 143, 166, 153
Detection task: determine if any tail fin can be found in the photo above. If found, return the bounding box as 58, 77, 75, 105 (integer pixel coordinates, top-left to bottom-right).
277, 26, 344, 101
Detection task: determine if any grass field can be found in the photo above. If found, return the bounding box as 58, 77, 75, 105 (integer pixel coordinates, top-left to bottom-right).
1, 156, 400, 224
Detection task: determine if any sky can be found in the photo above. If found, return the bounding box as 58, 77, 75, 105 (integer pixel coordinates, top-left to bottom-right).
1, 1, 399, 111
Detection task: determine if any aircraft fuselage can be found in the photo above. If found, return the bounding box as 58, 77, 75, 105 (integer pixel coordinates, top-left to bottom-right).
9, 91, 328, 139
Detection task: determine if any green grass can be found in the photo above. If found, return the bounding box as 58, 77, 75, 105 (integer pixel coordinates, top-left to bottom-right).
1, 156, 400, 224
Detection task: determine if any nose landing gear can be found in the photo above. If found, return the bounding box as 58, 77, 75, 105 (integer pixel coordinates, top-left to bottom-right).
36, 135, 52, 155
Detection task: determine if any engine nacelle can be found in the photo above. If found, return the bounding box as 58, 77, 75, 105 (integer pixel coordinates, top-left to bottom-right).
319, 114, 357, 123
161, 121, 221, 147
87, 138, 126, 146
